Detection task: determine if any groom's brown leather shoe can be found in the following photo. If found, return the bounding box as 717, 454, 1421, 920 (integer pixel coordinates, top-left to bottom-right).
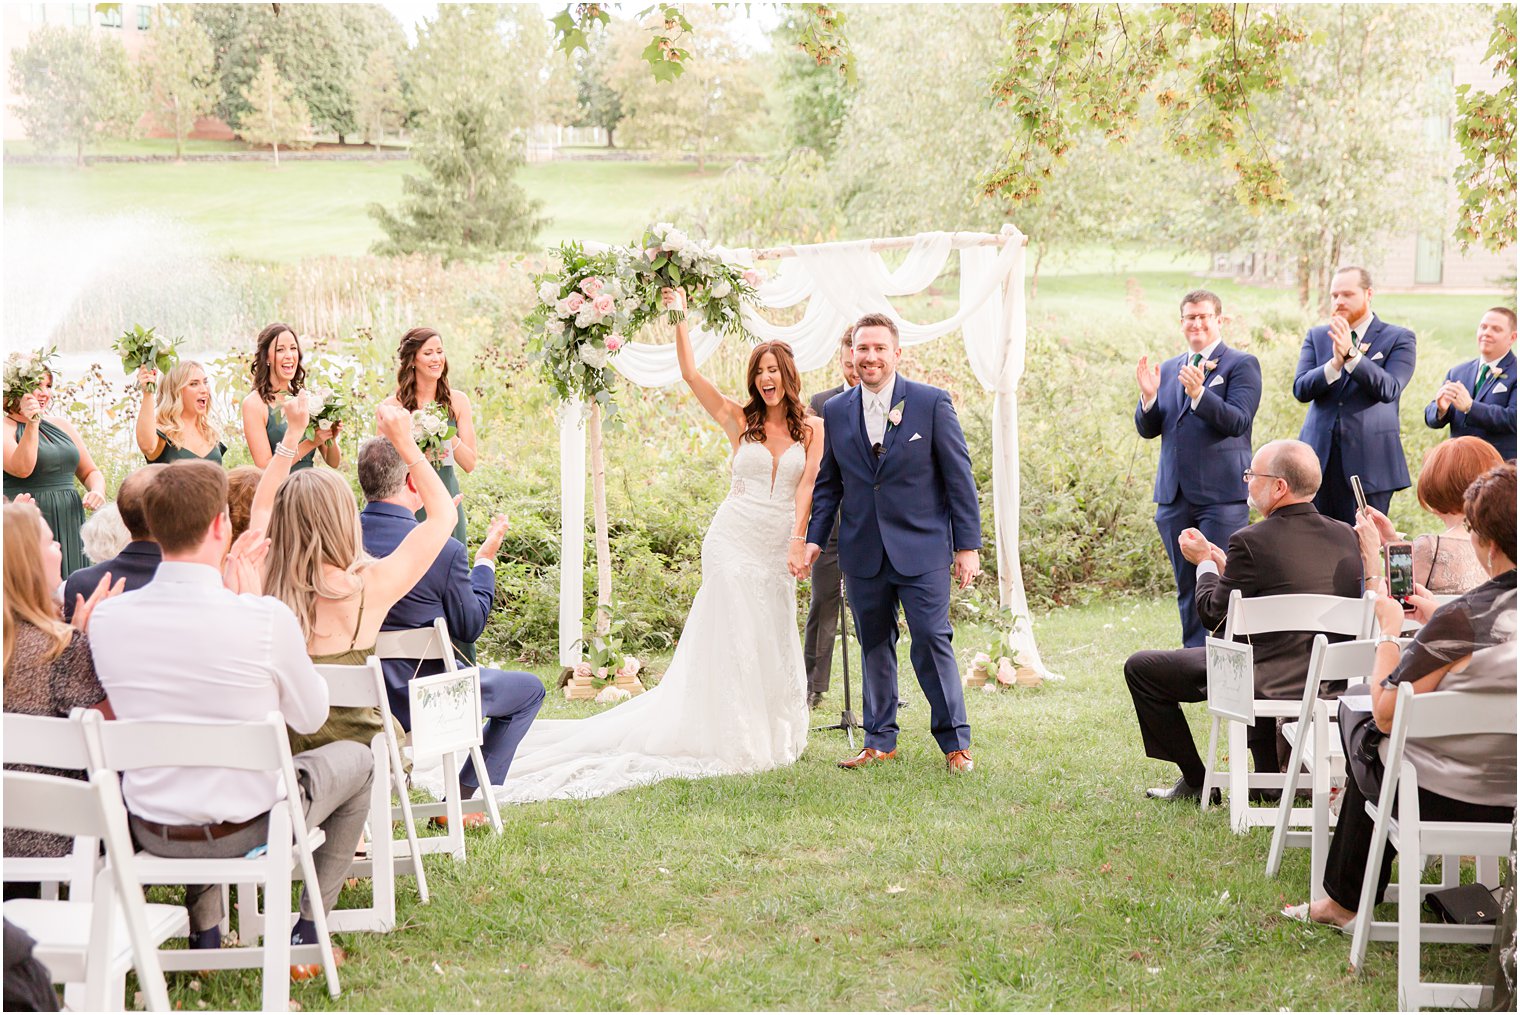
837, 747, 895, 769
946, 749, 974, 773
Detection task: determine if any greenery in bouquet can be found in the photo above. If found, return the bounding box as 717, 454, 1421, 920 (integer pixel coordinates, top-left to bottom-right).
113, 324, 180, 394
637, 222, 762, 336
410, 401, 456, 460
526, 241, 646, 412
2, 346, 57, 413
302, 387, 348, 442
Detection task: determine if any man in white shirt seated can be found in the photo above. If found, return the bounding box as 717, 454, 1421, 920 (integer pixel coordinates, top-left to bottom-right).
88, 461, 371, 976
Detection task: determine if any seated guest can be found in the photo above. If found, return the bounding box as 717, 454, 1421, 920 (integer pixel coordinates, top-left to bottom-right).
3, 500, 117, 878
1425, 307, 1517, 460
1354, 436, 1503, 596
356, 435, 546, 818
87, 460, 372, 975
62, 465, 165, 622
1124, 439, 1364, 802
252, 400, 458, 756
1290, 462, 1516, 928
225, 464, 262, 544
80, 503, 129, 569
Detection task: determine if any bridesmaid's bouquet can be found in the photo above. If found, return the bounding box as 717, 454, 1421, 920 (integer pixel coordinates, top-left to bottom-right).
410, 402, 455, 460
637, 222, 760, 336
302, 388, 347, 442
113, 324, 179, 394
2, 347, 56, 411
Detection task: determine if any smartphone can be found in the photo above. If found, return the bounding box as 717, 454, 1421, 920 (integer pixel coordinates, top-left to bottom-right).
1350, 474, 1368, 515
1385, 541, 1415, 605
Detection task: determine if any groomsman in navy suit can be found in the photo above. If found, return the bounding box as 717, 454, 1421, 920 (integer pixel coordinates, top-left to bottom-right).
1292, 266, 1417, 525
1425, 306, 1517, 460
1135, 290, 1262, 648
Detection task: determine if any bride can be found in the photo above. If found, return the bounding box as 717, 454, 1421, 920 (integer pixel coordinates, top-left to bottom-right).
490, 287, 822, 802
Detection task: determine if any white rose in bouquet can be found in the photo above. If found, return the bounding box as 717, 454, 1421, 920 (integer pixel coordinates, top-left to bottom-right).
574, 304, 598, 329
538, 281, 560, 305
710, 279, 732, 300
578, 343, 609, 370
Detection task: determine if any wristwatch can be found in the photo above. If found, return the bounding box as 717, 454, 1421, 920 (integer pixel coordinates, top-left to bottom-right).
1374, 634, 1402, 649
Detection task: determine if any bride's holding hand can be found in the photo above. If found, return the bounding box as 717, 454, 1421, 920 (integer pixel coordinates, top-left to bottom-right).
665, 286, 824, 578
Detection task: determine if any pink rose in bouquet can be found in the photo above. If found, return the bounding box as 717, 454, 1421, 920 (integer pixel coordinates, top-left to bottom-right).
566, 292, 586, 312
606, 335, 624, 352
592, 293, 616, 317
742, 268, 765, 287
579, 276, 604, 297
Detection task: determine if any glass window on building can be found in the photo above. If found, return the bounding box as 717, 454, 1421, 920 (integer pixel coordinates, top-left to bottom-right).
138, 5, 151, 29
1415, 234, 1444, 286
98, 5, 124, 28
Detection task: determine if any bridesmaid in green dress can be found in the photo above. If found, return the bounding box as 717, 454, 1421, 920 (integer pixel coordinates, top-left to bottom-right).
382, 327, 476, 546
134, 361, 227, 465
240, 322, 342, 473
3, 369, 107, 576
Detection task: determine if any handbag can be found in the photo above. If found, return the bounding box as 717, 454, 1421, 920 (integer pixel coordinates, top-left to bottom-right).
1426, 882, 1500, 925
1337, 694, 1385, 801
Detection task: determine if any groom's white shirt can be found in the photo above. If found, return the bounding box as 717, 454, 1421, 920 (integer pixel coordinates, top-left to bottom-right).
863, 384, 891, 445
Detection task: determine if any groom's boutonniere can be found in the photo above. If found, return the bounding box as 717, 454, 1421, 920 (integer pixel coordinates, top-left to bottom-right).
886, 400, 905, 429
1358, 341, 1372, 354
1203, 359, 1219, 373
1492, 366, 1507, 382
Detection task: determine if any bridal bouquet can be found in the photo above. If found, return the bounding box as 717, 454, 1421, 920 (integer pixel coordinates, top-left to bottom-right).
302, 387, 347, 442
636, 222, 761, 336
410, 402, 456, 460
526, 242, 645, 411
2, 347, 56, 412
113, 324, 179, 393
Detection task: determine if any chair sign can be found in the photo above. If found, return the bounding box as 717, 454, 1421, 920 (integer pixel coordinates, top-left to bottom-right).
409, 667, 483, 759
1205, 637, 1254, 724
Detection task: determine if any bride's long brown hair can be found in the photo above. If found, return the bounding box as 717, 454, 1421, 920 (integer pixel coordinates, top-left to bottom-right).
740, 341, 807, 445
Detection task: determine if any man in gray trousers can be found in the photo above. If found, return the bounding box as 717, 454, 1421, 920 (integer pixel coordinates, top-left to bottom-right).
803, 329, 857, 709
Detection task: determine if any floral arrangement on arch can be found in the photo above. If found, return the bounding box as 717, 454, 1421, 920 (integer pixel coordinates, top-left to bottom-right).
963, 610, 1042, 692
526, 242, 644, 412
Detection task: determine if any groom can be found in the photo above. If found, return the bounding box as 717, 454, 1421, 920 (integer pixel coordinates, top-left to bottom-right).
802, 313, 982, 773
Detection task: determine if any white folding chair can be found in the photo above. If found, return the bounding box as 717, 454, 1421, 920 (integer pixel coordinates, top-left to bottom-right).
2, 712, 102, 902
3, 769, 188, 1012
1347, 684, 1517, 1011
1200, 590, 1377, 833
375, 617, 504, 862
1265, 637, 1387, 896
312, 658, 429, 931
81, 711, 342, 1012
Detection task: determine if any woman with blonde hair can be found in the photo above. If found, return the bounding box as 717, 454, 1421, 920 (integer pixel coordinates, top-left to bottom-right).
134, 360, 226, 465
3, 500, 119, 867
249, 396, 457, 752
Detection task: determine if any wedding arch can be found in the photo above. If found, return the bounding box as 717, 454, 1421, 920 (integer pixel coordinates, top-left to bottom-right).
554, 224, 1056, 680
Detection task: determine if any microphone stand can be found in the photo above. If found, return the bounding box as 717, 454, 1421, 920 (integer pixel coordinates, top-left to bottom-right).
811, 576, 861, 750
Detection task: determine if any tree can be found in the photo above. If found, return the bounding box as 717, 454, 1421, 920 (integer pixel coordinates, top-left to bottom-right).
604, 8, 763, 170
7, 25, 141, 167
369, 4, 547, 261
199, 4, 404, 143
1453, 5, 1517, 253
237, 55, 312, 168
572, 30, 625, 146
144, 5, 218, 161
772, 10, 854, 157
354, 48, 404, 149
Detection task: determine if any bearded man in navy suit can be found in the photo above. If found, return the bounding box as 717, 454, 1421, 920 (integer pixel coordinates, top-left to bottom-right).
1425, 306, 1517, 460
1135, 289, 1262, 648
1292, 266, 1417, 525
803, 312, 983, 774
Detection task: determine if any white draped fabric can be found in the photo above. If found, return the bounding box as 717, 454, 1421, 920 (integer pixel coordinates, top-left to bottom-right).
558, 225, 1054, 678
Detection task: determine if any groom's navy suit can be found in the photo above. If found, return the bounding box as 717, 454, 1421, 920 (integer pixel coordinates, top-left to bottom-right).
1135, 342, 1261, 647
808, 373, 981, 755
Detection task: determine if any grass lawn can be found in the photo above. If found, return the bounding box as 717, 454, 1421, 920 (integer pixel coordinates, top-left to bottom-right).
2, 157, 724, 261
160, 597, 1492, 1011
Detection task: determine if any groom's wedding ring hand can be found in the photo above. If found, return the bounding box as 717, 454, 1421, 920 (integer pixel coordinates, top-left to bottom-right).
953, 550, 979, 589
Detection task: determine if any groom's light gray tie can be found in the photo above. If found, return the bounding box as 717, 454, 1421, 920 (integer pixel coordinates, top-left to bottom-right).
865, 392, 886, 447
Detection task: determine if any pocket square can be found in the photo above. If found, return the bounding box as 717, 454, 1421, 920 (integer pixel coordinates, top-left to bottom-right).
1495, 383, 1509, 394
1208, 375, 1225, 387
909, 432, 923, 442
1371, 351, 1384, 361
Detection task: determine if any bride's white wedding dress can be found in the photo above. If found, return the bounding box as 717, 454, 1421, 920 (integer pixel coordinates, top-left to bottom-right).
487, 438, 811, 803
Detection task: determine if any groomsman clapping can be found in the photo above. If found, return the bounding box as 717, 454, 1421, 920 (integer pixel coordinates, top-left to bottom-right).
1425, 306, 1516, 460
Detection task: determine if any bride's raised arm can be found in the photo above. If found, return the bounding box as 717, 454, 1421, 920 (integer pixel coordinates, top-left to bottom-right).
666, 287, 743, 447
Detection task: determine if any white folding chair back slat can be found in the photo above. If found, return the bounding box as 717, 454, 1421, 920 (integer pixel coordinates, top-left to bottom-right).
374, 617, 457, 669
2, 713, 101, 902
1202, 590, 1378, 832
3, 769, 187, 1012
1346, 684, 1517, 1011
81, 711, 342, 1012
